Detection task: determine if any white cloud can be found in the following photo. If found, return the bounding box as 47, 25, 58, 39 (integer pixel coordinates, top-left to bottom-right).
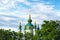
16, 0, 30, 5
0, 0, 9, 4
0, 0, 30, 10
0, 0, 60, 31
31, 3, 55, 13
16, 0, 25, 2
2, 16, 16, 21
55, 11, 60, 17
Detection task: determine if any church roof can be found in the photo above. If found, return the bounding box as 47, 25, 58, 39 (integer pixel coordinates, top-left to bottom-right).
25, 23, 33, 27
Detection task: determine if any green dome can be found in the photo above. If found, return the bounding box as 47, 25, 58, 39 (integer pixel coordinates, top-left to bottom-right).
25, 14, 33, 27
25, 23, 33, 27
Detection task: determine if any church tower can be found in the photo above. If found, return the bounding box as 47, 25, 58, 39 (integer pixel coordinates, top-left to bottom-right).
19, 22, 22, 32
33, 20, 37, 35
34, 20, 36, 31
24, 14, 33, 34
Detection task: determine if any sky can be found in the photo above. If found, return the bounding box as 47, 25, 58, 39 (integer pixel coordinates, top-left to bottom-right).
0, 0, 60, 32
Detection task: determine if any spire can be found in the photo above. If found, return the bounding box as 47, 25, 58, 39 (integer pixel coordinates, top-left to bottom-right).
34, 19, 36, 29
37, 24, 39, 30
34, 19, 36, 25
29, 14, 31, 19
28, 14, 32, 23
19, 22, 22, 32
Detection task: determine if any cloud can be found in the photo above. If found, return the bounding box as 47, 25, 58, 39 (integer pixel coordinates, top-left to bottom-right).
0, 0, 14, 9
0, 0, 31, 11
0, 0, 60, 31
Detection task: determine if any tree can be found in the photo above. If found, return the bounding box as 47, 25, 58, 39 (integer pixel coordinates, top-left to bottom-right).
24, 32, 33, 40
41, 20, 57, 40
55, 21, 60, 40
17, 32, 23, 40
32, 30, 41, 40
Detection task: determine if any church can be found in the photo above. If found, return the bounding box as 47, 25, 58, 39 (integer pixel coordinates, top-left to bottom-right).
19, 14, 40, 35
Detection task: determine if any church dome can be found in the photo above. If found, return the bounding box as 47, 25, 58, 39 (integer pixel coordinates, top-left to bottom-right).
25, 23, 33, 27
25, 14, 33, 27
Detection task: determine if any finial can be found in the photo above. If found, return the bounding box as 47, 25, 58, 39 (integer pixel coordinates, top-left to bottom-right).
20, 22, 21, 25
37, 24, 39, 30
19, 22, 22, 32
28, 14, 32, 23
19, 22, 21, 27
34, 19, 36, 25
29, 14, 31, 19
34, 19, 36, 29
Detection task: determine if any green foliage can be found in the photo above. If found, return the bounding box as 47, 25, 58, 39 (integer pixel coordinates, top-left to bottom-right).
32, 30, 41, 40
0, 29, 12, 40
41, 20, 58, 40
18, 32, 23, 40
24, 32, 33, 40
0, 29, 22, 40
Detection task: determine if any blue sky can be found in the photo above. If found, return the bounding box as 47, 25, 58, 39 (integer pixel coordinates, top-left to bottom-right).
0, 0, 60, 31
